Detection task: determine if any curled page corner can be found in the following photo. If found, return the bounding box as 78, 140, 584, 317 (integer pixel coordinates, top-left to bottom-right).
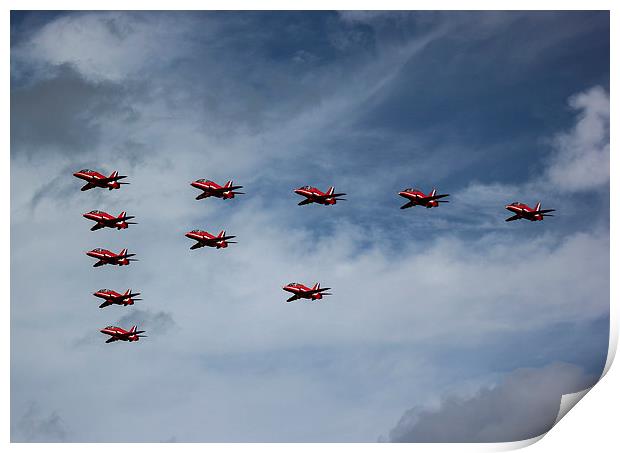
491, 433, 546, 451
553, 387, 592, 426
490, 384, 598, 451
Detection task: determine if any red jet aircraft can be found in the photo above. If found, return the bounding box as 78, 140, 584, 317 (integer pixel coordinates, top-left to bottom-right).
93, 288, 142, 308
100, 325, 146, 343
398, 187, 450, 209
73, 169, 129, 191
83, 210, 137, 231
185, 229, 236, 250
86, 248, 137, 267
505, 201, 555, 222
294, 186, 346, 206
282, 282, 332, 302
191, 179, 244, 200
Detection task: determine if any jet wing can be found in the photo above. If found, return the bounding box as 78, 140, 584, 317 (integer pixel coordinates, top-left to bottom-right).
190, 242, 205, 250
105, 337, 118, 343
210, 185, 243, 192
196, 235, 236, 244
534, 209, 556, 214
99, 175, 128, 183
286, 295, 300, 302
400, 201, 417, 209
81, 182, 96, 191
420, 194, 450, 202
99, 301, 113, 309
90, 223, 106, 231
300, 287, 331, 297
298, 199, 314, 206
314, 192, 346, 199
505, 215, 520, 222
93, 260, 107, 267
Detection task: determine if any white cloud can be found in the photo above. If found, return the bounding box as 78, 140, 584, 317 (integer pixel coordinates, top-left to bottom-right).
13, 13, 201, 82
546, 86, 609, 192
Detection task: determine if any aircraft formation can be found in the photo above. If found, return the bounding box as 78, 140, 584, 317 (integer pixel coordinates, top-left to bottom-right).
74, 169, 555, 344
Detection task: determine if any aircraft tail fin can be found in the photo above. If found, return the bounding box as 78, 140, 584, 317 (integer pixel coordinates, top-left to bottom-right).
430, 188, 437, 197
119, 211, 126, 219
535, 201, 541, 212
130, 325, 137, 334
218, 230, 226, 238
109, 170, 118, 179
119, 248, 128, 257
326, 186, 334, 196
124, 289, 131, 296
312, 283, 320, 291
225, 180, 233, 189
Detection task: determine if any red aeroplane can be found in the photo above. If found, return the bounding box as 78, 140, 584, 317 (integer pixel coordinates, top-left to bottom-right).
93, 288, 142, 308
191, 179, 244, 200
100, 325, 147, 343
83, 210, 137, 231
282, 282, 332, 302
185, 229, 236, 250
86, 248, 137, 267
505, 201, 555, 222
73, 169, 129, 191
398, 187, 449, 209
294, 186, 346, 206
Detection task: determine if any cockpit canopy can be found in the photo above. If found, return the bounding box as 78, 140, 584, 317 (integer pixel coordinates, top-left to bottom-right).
196, 179, 213, 184
79, 169, 93, 173
299, 186, 312, 190
403, 188, 421, 193
92, 248, 105, 252
88, 210, 104, 214
189, 229, 203, 233
287, 282, 300, 286
509, 202, 521, 206
98, 289, 111, 293
104, 325, 117, 329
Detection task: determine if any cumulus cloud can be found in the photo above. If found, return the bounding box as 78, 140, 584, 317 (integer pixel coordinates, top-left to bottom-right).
546, 86, 610, 192
13, 403, 69, 442
388, 362, 597, 442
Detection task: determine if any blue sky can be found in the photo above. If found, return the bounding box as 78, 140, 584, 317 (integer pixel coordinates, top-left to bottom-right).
10, 11, 609, 442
